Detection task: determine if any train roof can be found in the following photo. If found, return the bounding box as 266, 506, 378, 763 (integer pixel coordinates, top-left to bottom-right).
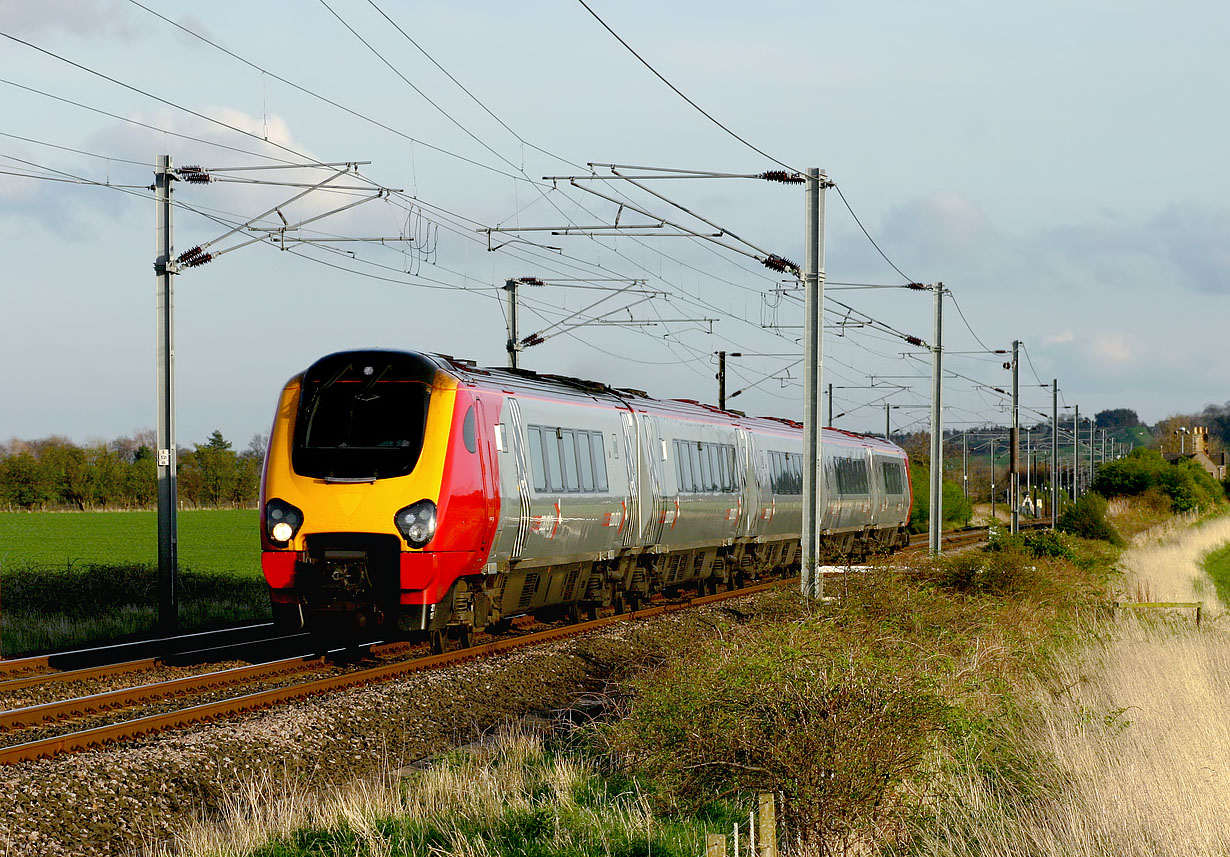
424, 351, 903, 453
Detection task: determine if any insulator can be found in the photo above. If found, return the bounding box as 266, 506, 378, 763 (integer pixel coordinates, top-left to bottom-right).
906, 282, 927, 290
178, 165, 211, 183
903, 335, 924, 347
521, 334, 544, 348
762, 254, 799, 274
177, 246, 204, 263
182, 251, 213, 268
759, 170, 805, 184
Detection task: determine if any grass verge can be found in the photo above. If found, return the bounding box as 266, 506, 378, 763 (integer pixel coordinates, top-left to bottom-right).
0, 509, 266, 655
157, 725, 736, 857
161, 521, 1120, 856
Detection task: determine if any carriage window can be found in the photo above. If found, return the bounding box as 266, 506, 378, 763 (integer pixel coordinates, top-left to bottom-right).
592, 433, 608, 491
577, 432, 595, 490
544, 430, 564, 492
835, 457, 870, 495
880, 460, 905, 495
561, 429, 580, 491
528, 426, 547, 492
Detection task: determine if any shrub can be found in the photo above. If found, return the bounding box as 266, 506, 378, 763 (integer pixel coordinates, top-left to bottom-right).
1057, 493, 1124, 546
607, 617, 946, 849
909, 464, 973, 534
1022, 528, 1074, 560
1092, 447, 1225, 512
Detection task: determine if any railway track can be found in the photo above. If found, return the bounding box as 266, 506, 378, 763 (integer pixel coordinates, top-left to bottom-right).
0, 522, 1025, 766
0, 580, 789, 766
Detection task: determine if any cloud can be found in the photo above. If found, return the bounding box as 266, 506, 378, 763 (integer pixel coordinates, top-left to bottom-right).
879, 190, 999, 265
0, 0, 134, 38
1043, 329, 1074, 345
1091, 334, 1133, 365
1041, 202, 1230, 294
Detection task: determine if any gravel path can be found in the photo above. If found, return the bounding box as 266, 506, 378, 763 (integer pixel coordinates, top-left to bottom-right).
0, 602, 746, 857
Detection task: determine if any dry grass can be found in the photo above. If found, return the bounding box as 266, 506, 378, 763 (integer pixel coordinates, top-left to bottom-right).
1117, 512, 1230, 613
150, 724, 697, 857
911, 507, 1230, 857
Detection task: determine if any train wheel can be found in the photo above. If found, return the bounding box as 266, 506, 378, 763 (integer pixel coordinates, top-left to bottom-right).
613, 592, 626, 615
585, 602, 599, 621
567, 601, 582, 625
429, 630, 446, 655
456, 625, 473, 650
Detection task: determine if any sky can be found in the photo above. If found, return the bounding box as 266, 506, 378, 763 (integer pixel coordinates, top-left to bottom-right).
1, 0, 1228, 451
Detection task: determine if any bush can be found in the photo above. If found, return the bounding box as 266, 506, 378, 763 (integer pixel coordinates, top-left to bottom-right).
607, 616, 946, 849
1057, 493, 1124, 546
926, 542, 1042, 596
1092, 447, 1225, 512
1022, 528, 1074, 560
909, 464, 973, 534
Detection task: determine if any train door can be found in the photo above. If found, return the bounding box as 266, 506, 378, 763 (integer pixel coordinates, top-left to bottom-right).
620, 412, 640, 547
503, 397, 532, 560
474, 397, 499, 554
737, 429, 759, 539
640, 414, 666, 546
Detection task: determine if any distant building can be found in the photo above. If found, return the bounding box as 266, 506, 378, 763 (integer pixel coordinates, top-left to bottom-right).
1164, 426, 1227, 481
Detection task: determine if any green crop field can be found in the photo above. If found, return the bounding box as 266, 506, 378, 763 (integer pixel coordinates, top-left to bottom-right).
0, 510, 267, 656
0, 509, 261, 577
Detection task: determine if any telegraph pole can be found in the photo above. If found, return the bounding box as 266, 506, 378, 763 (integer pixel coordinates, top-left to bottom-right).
1051, 379, 1058, 526
885, 402, 892, 439
717, 351, 727, 410
154, 155, 179, 634
1010, 340, 1020, 535
1073, 405, 1080, 498
1089, 418, 1095, 486
929, 283, 944, 554
962, 432, 968, 498
990, 436, 997, 522
801, 168, 828, 601
826, 383, 833, 426
504, 278, 520, 368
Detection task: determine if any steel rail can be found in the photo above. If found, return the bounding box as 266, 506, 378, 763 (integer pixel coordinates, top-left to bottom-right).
0, 655, 328, 732
0, 622, 277, 678
0, 658, 160, 692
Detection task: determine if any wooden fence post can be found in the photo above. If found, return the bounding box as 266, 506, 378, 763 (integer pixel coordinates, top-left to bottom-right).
758, 793, 777, 857
706, 834, 726, 857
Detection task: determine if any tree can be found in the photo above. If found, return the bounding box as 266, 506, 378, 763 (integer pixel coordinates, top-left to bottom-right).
1095, 408, 1141, 429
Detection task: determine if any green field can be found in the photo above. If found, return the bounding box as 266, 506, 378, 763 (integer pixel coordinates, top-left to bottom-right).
0, 509, 262, 577
0, 510, 267, 655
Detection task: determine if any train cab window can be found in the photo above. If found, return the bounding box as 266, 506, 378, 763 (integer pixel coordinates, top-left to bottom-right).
292, 351, 433, 480
577, 432, 595, 490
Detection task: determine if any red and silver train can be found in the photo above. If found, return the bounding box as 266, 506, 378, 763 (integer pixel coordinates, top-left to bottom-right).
259, 349, 912, 646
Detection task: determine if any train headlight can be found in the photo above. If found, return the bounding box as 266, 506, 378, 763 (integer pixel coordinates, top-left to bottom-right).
265, 498, 304, 546
395, 500, 437, 548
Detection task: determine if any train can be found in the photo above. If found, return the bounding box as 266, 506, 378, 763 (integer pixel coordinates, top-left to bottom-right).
259, 349, 912, 649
